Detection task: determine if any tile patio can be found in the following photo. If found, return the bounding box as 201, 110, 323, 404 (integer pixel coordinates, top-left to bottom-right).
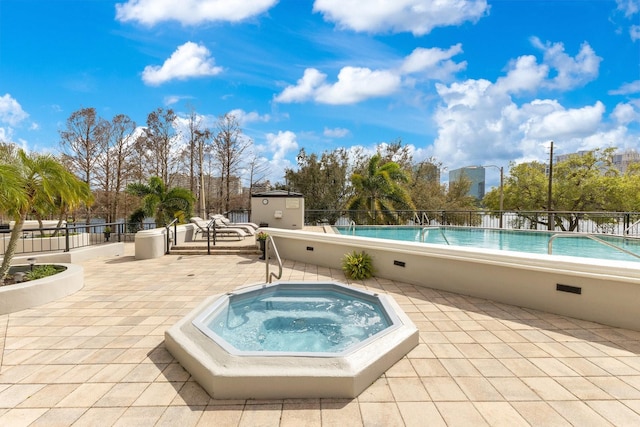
1, 242, 640, 426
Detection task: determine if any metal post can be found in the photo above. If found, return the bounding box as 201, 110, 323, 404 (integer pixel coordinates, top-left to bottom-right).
498, 166, 504, 228
547, 141, 554, 231
64, 223, 70, 252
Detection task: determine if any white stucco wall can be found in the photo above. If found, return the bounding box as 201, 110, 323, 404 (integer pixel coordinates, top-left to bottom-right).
251, 196, 304, 230
262, 228, 640, 332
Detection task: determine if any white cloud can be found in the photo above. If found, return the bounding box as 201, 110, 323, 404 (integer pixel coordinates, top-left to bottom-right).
275, 45, 464, 105
274, 68, 327, 103
432, 69, 610, 170
0, 93, 29, 126
400, 44, 466, 80
531, 38, 601, 90
266, 130, 298, 161
228, 109, 271, 125
164, 95, 193, 106
609, 80, 640, 95
116, 0, 278, 26
274, 66, 400, 105
433, 79, 517, 166
0, 127, 13, 143
435, 79, 494, 108
323, 127, 350, 138
617, 0, 639, 17
495, 55, 548, 94
142, 42, 223, 86
313, 0, 488, 35
525, 102, 605, 139
316, 67, 401, 104
612, 102, 640, 125
631, 24, 640, 41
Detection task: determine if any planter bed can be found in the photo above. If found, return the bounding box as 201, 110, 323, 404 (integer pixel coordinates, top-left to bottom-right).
0, 263, 83, 314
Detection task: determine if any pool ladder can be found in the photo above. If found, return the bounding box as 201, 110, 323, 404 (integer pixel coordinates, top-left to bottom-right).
346, 220, 356, 235
548, 233, 640, 260
265, 235, 283, 283
420, 226, 450, 245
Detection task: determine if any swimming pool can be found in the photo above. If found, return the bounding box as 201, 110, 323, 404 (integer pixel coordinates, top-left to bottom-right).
334, 226, 640, 262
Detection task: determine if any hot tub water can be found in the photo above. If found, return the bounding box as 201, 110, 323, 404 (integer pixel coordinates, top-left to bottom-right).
205, 289, 390, 353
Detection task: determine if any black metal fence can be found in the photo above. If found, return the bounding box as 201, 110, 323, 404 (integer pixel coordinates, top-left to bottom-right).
6, 210, 640, 257
304, 210, 640, 237
0, 221, 156, 256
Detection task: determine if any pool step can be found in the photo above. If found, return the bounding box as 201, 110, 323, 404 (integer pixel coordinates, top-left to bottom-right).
169, 245, 262, 256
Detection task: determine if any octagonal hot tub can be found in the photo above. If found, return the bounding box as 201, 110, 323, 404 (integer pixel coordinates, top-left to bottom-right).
165, 281, 418, 399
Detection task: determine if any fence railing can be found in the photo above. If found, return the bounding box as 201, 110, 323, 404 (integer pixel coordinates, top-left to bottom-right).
0, 221, 156, 256
304, 210, 640, 237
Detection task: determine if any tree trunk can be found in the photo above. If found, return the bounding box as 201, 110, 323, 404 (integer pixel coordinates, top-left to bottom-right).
0, 216, 25, 282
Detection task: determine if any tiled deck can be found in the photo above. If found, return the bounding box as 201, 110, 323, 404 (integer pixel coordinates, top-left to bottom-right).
2, 243, 640, 426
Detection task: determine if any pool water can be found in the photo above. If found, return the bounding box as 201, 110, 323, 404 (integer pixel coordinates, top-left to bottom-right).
198, 285, 391, 353
334, 226, 640, 262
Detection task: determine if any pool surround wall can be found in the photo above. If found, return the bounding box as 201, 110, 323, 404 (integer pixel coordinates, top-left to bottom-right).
264, 228, 640, 331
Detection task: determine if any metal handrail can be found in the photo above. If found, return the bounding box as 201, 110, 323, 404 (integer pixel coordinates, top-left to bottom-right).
165, 218, 179, 254
421, 226, 450, 245
206, 217, 218, 248
265, 235, 283, 283
414, 212, 430, 225
548, 233, 640, 260
625, 219, 640, 234
347, 220, 356, 235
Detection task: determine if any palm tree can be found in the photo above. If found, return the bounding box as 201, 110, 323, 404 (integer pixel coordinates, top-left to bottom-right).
0, 149, 92, 281
126, 176, 194, 227
346, 153, 415, 224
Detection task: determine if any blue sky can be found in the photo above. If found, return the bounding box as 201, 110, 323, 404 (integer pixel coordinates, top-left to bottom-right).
1, 0, 639, 187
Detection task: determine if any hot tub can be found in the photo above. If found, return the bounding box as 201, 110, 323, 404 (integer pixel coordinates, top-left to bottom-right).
165, 281, 418, 399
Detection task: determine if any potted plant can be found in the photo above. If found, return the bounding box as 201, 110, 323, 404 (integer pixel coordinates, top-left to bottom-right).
103, 226, 111, 242
256, 231, 269, 259
341, 250, 374, 280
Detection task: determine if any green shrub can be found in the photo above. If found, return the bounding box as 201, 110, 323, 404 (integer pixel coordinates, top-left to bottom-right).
341, 251, 374, 280
24, 265, 66, 281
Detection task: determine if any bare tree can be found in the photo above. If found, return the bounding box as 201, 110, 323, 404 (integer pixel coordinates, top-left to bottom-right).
246, 151, 270, 197
105, 114, 137, 221
212, 113, 252, 213
179, 107, 214, 217
194, 128, 212, 217
145, 107, 179, 188
60, 107, 107, 187
59, 107, 108, 223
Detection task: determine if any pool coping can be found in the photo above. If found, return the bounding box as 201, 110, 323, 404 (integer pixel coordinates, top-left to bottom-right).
191, 281, 403, 357
165, 281, 419, 399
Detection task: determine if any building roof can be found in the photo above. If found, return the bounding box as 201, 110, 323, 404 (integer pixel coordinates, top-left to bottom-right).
252, 189, 303, 197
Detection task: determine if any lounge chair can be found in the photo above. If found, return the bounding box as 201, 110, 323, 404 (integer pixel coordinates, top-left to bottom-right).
210, 215, 258, 235
190, 217, 248, 240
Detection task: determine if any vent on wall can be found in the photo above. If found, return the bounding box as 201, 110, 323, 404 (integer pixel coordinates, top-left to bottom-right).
393, 260, 406, 267
556, 284, 581, 294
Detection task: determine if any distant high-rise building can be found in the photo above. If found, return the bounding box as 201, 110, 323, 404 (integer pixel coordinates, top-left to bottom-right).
449, 167, 485, 199
554, 149, 640, 174
612, 149, 640, 173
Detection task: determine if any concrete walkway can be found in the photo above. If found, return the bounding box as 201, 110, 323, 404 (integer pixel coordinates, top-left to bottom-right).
1, 243, 640, 426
